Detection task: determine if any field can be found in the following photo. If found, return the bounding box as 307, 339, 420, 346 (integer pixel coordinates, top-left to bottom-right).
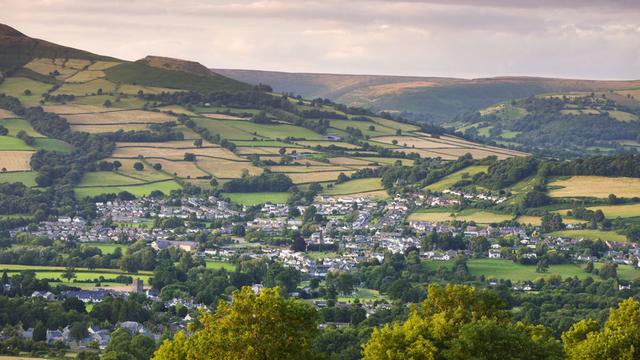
0, 109, 15, 118
329, 120, 397, 137
0, 171, 38, 187
74, 170, 182, 198
52, 78, 117, 96
409, 208, 512, 224
84, 243, 129, 254
548, 229, 627, 242
197, 158, 262, 179
146, 159, 208, 178
0, 135, 33, 150
361, 157, 415, 166
323, 178, 384, 195
0, 77, 53, 106
296, 140, 361, 149
0, 118, 43, 137
222, 192, 290, 205
425, 165, 489, 191
70, 123, 151, 133
585, 203, 640, 219
63, 109, 175, 125
65, 70, 106, 82
0, 151, 34, 171
548, 176, 640, 198
286, 171, 355, 184
515, 215, 586, 226
33, 138, 73, 153
205, 260, 236, 271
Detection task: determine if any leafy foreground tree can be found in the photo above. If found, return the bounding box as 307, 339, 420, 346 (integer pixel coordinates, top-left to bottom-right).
153, 287, 318, 360
563, 298, 640, 360
101, 328, 156, 360
362, 284, 562, 360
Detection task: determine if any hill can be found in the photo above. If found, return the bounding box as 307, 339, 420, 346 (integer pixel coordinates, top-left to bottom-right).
0, 23, 523, 202
213, 68, 640, 123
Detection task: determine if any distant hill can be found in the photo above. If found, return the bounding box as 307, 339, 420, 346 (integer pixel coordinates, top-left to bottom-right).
214, 68, 640, 123
138, 55, 216, 77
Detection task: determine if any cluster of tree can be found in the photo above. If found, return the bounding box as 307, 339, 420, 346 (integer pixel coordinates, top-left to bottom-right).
380, 154, 475, 189
222, 171, 293, 193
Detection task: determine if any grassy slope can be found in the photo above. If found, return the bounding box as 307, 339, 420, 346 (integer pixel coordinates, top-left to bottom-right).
425, 165, 489, 191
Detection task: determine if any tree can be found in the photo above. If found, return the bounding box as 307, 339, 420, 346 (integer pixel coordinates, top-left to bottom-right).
563, 298, 640, 360
70, 321, 89, 344
33, 321, 46, 342
193, 139, 203, 148
62, 266, 77, 282
362, 284, 561, 360
153, 287, 318, 360
536, 257, 549, 273
153, 163, 162, 171
0, 125, 7, 136
23, 89, 32, 96
209, 178, 218, 188
291, 234, 307, 252
279, 147, 287, 156
103, 328, 156, 360
113, 160, 122, 171
183, 153, 196, 161
133, 162, 144, 171
104, 99, 113, 107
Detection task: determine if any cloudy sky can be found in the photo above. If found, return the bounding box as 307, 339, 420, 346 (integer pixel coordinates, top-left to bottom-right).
1, 0, 639, 79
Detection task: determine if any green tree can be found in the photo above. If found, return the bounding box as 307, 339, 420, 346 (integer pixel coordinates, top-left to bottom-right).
62, 266, 77, 282
70, 321, 89, 344
33, 321, 46, 342
133, 162, 144, 171
563, 298, 640, 359
153, 287, 318, 360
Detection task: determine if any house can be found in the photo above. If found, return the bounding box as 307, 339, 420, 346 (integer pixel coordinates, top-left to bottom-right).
119, 321, 144, 335
31, 291, 55, 300
488, 249, 501, 259
46, 330, 64, 344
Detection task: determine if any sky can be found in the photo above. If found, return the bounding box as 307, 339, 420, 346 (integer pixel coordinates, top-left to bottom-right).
1, 0, 639, 79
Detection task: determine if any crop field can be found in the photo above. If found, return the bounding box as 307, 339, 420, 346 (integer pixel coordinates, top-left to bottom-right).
117, 84, 182, 95
0, 171, 37, 187
584, 203, 640, 218
52, 78, 117, 96
64, 70, 106, 83
269, 165, 350, 173
23, 58, 77, 79
369, 117, 420, 132
548, 176, 640, 198
155, 105, 197, 116
236, 146, 308, 156
201, 113, 249, 120
88, 61, 122, 70
70, 123, 151, 133
425, 165, 489, 191
374, 135, 461, 149
0, 151, 34, 171
70, 94, 147, 109
116, 140, 214, 149
63, 109, 175, 125
74, 180, 182, 198
0, 77, 53, 106
393, 148, 459, 160
147, 158, 208, 178
223, 192, 291, 205
326, 157, 377, 166
112, 145, 242, 161
64, 58, 92, 69
43, 104, 116, 115
230, 140, 290, 147
285, 171, 355, 184
515, 215, 586, 226
191, 118, 257, 140
548, 229, 627, 242
409, 208, 512, 224
323, 178, 384, 195
197, 158, 262, 178
0, 109, 15, 118
361, 157, 415, 166
295, 140, 361, 149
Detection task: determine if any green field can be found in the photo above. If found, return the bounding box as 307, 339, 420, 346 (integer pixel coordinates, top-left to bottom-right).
0, 171, 38, 187
33, 138, 73, 153
425, 165, 489, 191
465, 259, 640, 282
0, 118, 43, 137
0, 77, 53, 106
230, 121, 325, 140
361, 157, 415, 166
78, 171, 147, 187
409, 208, 512, 224
548, 229, 627, 242
222, 192, 290, 205
192, 118, 257, 140
0, 135, 34, 150
74, 180, 182, 198
83, 242, 129, 255
329, 119, 397, 137
336, 288, 385, 303
205, 260, 235, 271
305, 251, 340, 260
230, 140, 291, 147
323, 178, 384, 195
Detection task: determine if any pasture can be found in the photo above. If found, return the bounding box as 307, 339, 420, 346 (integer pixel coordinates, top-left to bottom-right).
361, 157, 415, 166
65, 70, 106, 82
205, 260, 236, 271
0, 136, 33, 151
52, 78, 117, 96
222, 192, 290, 205
585, 203, 640, 219
33, 138, 73, 153
0, 171, 38, 187
70, 123, 150, 133
425, 165, 489, 191
548, 229, 627, 242
197, 158, 262, 179
296, 140, 361, 149
74, 180, 182, 198
146, 159, 208, 178
409, 208, 512, 224
329, 120, 397, 137
548, 176, 640, 198
0, 77, 52, 106
0, 118, 43, 137
285, 170, 355, 184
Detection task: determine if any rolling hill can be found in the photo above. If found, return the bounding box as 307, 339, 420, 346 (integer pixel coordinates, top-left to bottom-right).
0, 23, 524, 202
213, 69, 640, 124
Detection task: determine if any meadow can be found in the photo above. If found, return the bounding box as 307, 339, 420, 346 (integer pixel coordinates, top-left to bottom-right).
584, 203, 640, 219
548, 176, 640, 198
0, 77, 53, 106
0, 135, 33, 150
222, 192, 290, 205
0, 118, 43, 137
74, 180, 182, 198
0, 151, 34, 171
425, 165, 489, 191
0, 171, 38, 187
548, 229, 628, 242
205, 260, 236, 271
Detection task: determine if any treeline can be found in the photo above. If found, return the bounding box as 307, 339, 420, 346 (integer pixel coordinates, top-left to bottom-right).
380, 154, 476, 189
